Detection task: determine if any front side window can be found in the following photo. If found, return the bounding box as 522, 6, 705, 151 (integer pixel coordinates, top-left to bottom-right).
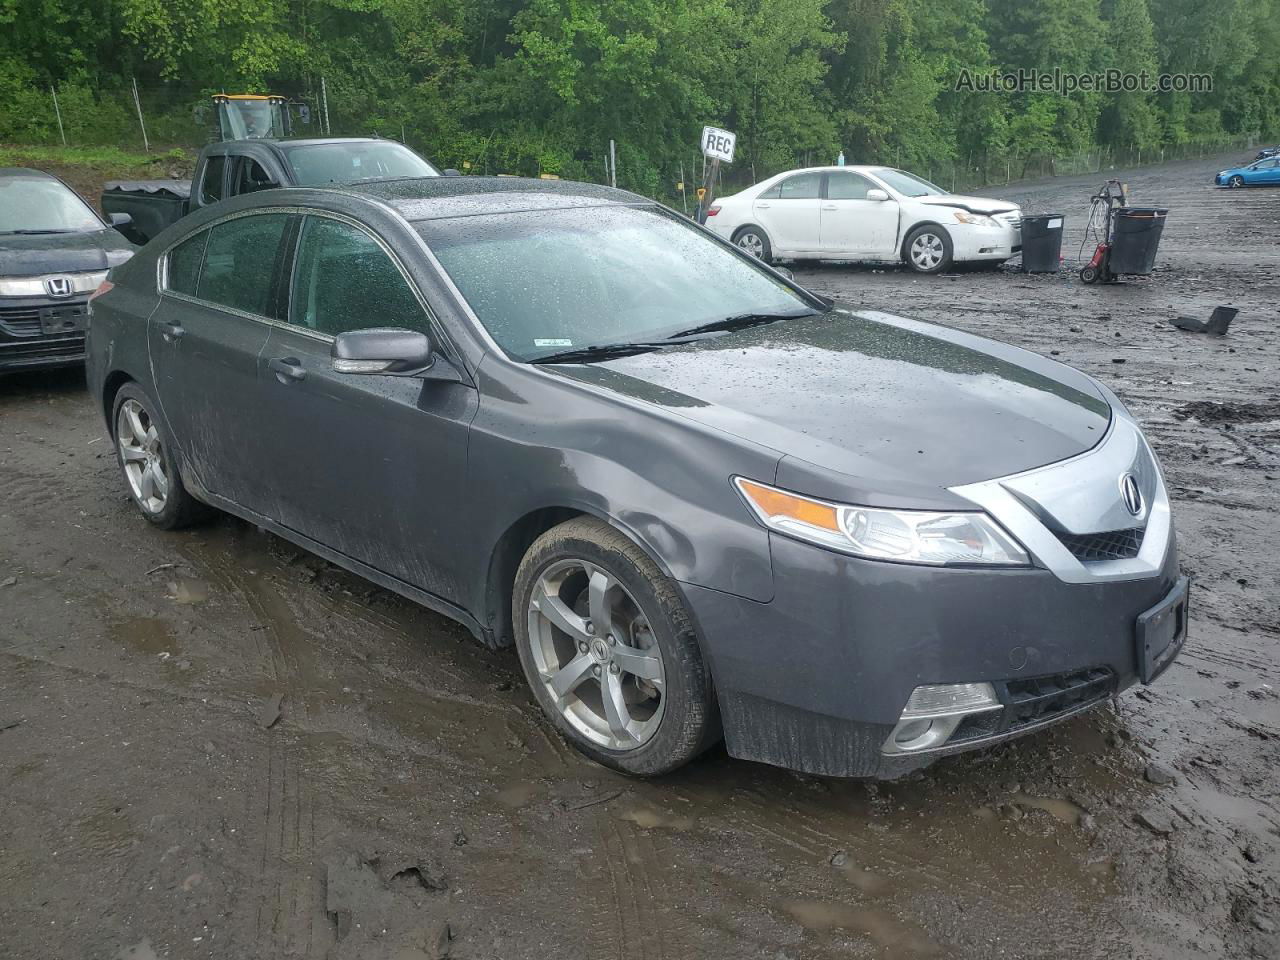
778, 173, 822, 200
166, 230, 208, 295
417, 205, 815, 361
196, 214, 290, 317
289, 216, 427, 336
0, 176, 102, 234
234, 158, 276, 194
826, 172, 876, 200
201, 155, 227, 205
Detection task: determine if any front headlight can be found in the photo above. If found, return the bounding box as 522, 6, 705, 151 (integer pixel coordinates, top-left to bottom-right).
952, 210, 1000, 228
734, 477, 1030, 566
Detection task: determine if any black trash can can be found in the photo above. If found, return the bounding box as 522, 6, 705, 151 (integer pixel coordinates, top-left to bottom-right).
1020, 213, 1065, 272
1109, 208, 1167, 275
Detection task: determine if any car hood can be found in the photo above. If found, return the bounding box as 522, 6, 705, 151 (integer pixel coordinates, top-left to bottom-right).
0, 228, 136, 277
552, 308, 1111, 497
914, 194, 1019, 215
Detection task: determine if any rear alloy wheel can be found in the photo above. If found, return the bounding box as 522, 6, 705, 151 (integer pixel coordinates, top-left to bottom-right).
112, 383, 210, 530
1228, 175, 1245, 188
733, 227, 772, 263
514, 517, 719, 775
905, 225, 953, 274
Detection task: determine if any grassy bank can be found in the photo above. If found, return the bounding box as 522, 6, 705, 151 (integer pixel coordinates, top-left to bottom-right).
1, 144, 195, 208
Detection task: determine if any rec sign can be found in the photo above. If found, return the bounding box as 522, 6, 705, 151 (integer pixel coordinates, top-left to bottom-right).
701, 126, 736, 164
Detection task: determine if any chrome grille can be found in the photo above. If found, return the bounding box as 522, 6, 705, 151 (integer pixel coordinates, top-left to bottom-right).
996, 212, 1022, 230
1057, 527, 1145, 563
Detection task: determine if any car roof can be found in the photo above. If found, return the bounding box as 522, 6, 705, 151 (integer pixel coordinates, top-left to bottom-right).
332, 176, 649, 222
0, 167, 61, 181
265, 137, 385, 148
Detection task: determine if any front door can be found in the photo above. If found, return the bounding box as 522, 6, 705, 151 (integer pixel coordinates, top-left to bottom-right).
752, 171, 822, 254
819, 170, 901, 256
149, 211, 292, 508
256, 213, 479, 602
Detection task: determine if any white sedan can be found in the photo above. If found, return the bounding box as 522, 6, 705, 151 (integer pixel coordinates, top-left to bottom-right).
705, 166, 1022, 273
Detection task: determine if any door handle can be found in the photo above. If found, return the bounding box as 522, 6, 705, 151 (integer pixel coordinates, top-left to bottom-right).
822, 204, 838, 210
755, 202, 771, 209
268, 357, 307, 383
158, 320, 185, 342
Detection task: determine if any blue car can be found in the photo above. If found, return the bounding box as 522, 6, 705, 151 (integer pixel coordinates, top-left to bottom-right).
1215, 157, 1280, 187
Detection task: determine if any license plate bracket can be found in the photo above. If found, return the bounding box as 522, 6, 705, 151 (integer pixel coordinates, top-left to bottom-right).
1136, 576, 1190, 683
40, 305, 87, 335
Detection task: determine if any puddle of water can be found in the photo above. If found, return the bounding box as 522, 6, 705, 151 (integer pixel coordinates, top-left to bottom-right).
495, 781, 541, 809
1011, 792, 1085, 826
784, 900, 942, 956
618, 804, 695, 831
167, 579, 209, 604
116, 938, 159, 960
77, 805, 139, 857
108, 616, 176, 657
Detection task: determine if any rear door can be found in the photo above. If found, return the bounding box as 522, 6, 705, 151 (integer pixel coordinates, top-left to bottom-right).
149, 211, 293, 507
255, 212, 479, 601
751, 172, 822, 254
819, 170, 901, 256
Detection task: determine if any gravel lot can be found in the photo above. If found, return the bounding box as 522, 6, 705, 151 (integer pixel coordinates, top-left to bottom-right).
1, 150, 1277, 960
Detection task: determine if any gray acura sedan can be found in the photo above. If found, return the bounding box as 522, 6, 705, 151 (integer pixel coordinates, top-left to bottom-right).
85, 177, 1188, 778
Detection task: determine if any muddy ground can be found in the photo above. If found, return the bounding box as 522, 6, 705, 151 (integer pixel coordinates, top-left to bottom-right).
1, 151, 1277, 960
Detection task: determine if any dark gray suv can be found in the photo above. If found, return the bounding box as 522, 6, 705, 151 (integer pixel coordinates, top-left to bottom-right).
85, 177, 1188, 778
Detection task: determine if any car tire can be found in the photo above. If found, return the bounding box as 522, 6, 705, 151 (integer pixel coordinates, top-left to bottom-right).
513, 516, 720, 776
1228, 175, 1245, 188
904, 225, 953, 273
111, 382, 211, 530
732, 226, 773, 263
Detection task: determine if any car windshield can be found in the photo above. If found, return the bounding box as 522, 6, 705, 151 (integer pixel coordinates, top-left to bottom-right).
416, 205, 816, 361
871, 168, 947, 197
0, 177, 103, 233
283, 142, 439, 185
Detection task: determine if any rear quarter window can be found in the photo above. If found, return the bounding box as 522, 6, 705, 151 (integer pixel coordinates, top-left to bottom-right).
201, 156, 227, 205
195, 214, 290, 318
165, 231, 208, 296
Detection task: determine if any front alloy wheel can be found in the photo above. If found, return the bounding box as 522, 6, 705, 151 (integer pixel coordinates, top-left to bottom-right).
1229, 175, 1245, 188
527, 558, 665, 750
513, 517, 719, 776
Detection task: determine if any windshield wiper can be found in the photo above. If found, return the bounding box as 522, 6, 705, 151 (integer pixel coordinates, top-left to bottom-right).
666, 310, 819, 340
0, 229, 78, 235
530, 341, 671, 364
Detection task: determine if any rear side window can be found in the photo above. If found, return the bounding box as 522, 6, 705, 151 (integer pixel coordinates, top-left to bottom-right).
288, 216, 427, 336
201, 155, 227, 205
777, 172, 821, 199
826, 172, 876, 200
196, 214, 290, 318
166, 230, 208, 295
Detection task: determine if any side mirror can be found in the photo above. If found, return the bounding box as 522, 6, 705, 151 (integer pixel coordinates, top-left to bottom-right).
108, 212, 134, 230
332, 328, 435, 376
443, 168, 462, 177
866, 189, 889, 202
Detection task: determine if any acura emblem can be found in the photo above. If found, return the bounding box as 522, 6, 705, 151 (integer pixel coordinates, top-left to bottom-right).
45, 276, 73, 298
1120, 473, 1144, 517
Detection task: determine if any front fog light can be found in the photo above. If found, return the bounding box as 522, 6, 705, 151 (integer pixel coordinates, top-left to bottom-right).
883, 682, 1001, 755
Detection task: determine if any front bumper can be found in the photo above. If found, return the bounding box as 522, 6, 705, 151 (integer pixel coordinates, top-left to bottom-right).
683, 529, 1179, 779
949, 223, 1022, 262
0, 296, 89, 372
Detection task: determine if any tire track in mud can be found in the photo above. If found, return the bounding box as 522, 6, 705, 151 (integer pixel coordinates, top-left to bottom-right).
182, 533, 325, 959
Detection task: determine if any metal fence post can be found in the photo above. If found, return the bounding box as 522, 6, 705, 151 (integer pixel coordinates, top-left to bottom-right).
50, 86, 67, 147
131, 77, 150, 152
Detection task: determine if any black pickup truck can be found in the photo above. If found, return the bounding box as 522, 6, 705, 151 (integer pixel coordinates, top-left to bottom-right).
103, 137, 443, 244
